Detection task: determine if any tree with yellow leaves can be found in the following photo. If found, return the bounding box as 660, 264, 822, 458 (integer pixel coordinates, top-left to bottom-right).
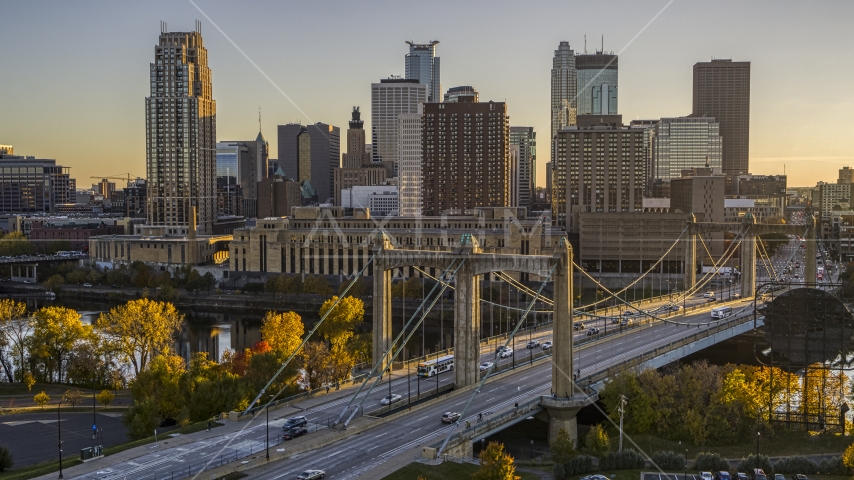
28, 306, 92, 383
260, 311, 304, 358
0, 299, 29, 382
95, 298, 184, 375
473, 441, 520, 480
317, 296, 365, 351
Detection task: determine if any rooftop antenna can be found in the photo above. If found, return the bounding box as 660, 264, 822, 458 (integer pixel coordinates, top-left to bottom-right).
584, 34, 587, 54
259, 107, 262, 132
195, 19, 201, 34
601, 34, 604, 53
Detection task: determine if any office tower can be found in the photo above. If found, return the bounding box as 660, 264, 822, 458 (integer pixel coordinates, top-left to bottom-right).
552, 115, 645, 230
545, 161, 553, 203
216, 133, 268, 218
145, 25, 216, 235
0, 153, 74, 213
371, 78, 428, 173
551, 41, 577, 146
509, 145, 520, 207
510, 126, 536, 208
277, 123, 340, 204
651, 117, 722, 181
670, 168, 726, 223
629, 119, 659, 191
576, 51, 618, 115
692, 59, 751, 178
405, 41, 440, 103
333, 107, 387, 206
257, 172, 302, 218
839, 166, 854, 184
422, 100, 510, 216
124, 178, 147, 218
444, 86, 478, 103
398, 107, 423, 216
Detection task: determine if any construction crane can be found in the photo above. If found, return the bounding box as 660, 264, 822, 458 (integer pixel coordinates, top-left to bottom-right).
90, 173, 141, 187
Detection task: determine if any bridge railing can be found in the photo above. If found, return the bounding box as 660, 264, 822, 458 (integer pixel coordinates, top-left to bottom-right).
0, 253, 88, 264
427, 395, 545, 451
237, 372, 369, 418
579, 313, 761, 387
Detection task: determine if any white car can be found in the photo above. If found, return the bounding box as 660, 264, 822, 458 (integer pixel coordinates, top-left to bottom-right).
700, 472, 713, 480
83, 283, 93, 287
541, 341, 553, 350
479, 361, 494, 372
702, 292, 715, 298
498, 347, 513, 358
380, 394, 402, 405
296, 470, 325, 480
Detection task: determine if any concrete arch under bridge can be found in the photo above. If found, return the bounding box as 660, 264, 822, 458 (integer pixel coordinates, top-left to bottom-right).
371, 233, 575, 398
684, 214, 818, 299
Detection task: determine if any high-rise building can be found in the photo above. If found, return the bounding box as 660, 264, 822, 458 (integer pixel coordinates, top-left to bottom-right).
651, 117, 722, 181
552, 115, 646, 230
629, 119, 659, 189
444, 86, 478, 103
510, 126, 536, 208
839, 166, 854, 184
398, 107, 423, 216
216, 133, 269, 218
333, 107, 387, 206
277, 123, 340, 204
551, 42, 577, 147
405, 41, 440, 103
371, 78, 427, 173
422, 100, 510, 216
0, 153, 75, 213
692, 59, 751, 179
576, 51, 618, 116
145, 26, 216, 235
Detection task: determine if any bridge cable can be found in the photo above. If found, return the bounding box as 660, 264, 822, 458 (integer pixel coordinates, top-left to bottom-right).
334, 258, 466, 427
757, 238, 778, 282
675, 225, 749, 301
435, 262, 559, 457
242, 255, 376, 416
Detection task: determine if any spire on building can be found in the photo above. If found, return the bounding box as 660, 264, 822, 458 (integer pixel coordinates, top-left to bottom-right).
349, 106, 364, 130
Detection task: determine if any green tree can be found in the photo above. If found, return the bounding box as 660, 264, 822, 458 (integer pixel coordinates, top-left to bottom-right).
303, 275, 332, 295
842, 442, 854, 473
184, 269, 203, 291
201, 272, 216, 292
47, 240, 72, 254
317, 296, 365, 351
97, 389, 115, 409
62, 389, 83, 408
95, 298, 184, 375
0, 445, 12, 472
0, 299, 29, 381
34, 391, 50, 409
283, 275, 303, 294
473, 441, 520, 480
584, 424, 610, 457
260, 311, 304, 358
346, 332, 372, 365
44, 274, 64, 293
0, 231, 35, 257
551, 427, 578, 465
23, 371, 36, 391
123, 395, 159, 440
28, 307, 92, 383
128, 354, 186, 424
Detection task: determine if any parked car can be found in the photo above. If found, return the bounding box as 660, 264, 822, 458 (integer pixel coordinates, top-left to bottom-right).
541, 341, 553, 350
580, 475, 609, 480
525, 340, 540, 349
715, 472, 732, 480
790, 475, 807, 480
282, 416, 308, 430
479, 361, 494, 372
283, 426, 307, 440
735, 472, 749, 480
586, 327, 600, 336
700, 472, 714, 480
380, 394, 402, 405
296, 470, 325, 480
83, 283, 93, 287
498, 347, 513, 358
774, 474, 785, 480
753, 469, 767, 480
441, 412, 461, 423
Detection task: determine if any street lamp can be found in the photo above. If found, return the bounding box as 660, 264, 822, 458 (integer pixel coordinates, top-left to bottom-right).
756, 431, 761, 463
57, 400, 64, 479
265, 402, 270, 461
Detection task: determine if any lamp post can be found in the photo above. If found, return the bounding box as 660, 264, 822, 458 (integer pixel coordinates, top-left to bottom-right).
92, 375, 97, 441
57, 400, 64, 479
756, 431, 760, 463
265, 402, 270, 461
435, 344, 440, 397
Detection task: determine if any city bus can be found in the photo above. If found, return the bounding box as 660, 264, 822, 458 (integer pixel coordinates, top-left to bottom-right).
417, 355, 454, 377
711, 306, 733, 319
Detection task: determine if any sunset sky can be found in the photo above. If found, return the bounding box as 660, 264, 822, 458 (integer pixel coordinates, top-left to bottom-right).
2, 0, 853, 188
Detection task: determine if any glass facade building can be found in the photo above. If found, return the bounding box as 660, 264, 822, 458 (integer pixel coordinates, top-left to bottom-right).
510, 126, 536, 208
576, 52, 618, 116
651, 117, 722, 181
0, 154, 75, 213
405, 41, 440, 103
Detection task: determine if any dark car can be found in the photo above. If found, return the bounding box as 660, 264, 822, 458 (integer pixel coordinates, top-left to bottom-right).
282, 416, 308, 430
525, 340, 540, 349
790, 475, 807, 480
735, 473, 749, 480
573, 322, 585, 331
283, 426, 307, 440
715, 472, 731, 480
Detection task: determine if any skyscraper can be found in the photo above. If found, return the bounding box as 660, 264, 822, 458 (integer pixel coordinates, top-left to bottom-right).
216, 132, 268, 218
553, 115, 646, 230
510, 126, 536, 208
333, 107, 387, 206
576, 51, 618, 115
551, 41, 577, 145
422, 100, 510, 216
398, 107, 423, 216
692, 59, 751, 178
651, 117, 722, 181
371, 78, 427, 173
277, 123, 340, 204
405, 41, 440, 103
145, 24, 216, 235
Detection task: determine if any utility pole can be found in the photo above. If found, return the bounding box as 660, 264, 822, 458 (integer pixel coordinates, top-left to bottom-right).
618, 395, 627, 452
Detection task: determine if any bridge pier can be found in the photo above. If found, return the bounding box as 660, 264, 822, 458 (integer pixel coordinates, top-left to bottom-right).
684, 217, 696, 292
454, 269, 481, 388
805, 214, 817, 283
540, 395, 597, 448
551, 239, 574, 398
740, 222, 756, 298
372, 235, 394, 372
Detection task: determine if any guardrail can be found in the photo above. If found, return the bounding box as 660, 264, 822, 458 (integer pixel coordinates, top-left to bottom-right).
0, 254, 87, 264
238, 373, 369, 418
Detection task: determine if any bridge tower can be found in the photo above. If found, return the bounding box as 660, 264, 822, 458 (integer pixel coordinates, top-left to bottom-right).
804, 214, 817, 283
740, 215, 756, 298
684, 214, 697, 292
